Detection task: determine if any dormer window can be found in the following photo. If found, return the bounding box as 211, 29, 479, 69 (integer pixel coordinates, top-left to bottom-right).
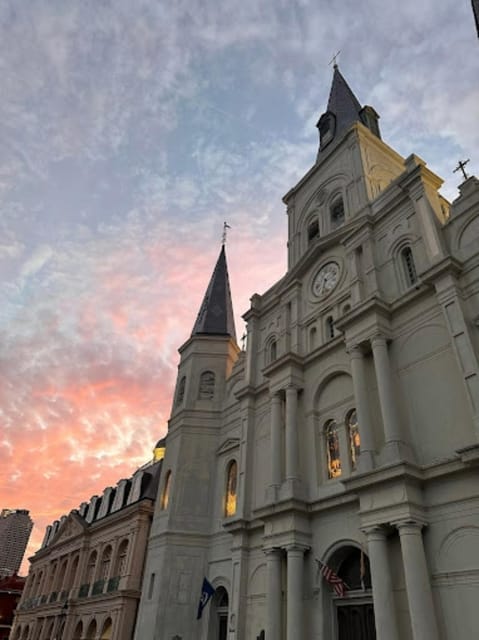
308, 219, 320, 244
330, 197, 345, 229
317, 111, 336, 149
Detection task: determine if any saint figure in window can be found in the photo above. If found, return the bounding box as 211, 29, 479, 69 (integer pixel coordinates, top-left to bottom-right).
326, 421, 342, 478
347, 410, 361, 470
224, 461, 237, 517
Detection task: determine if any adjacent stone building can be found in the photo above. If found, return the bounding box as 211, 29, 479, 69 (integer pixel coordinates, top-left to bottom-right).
11, 458, 162, 640
133, 66, 479, 640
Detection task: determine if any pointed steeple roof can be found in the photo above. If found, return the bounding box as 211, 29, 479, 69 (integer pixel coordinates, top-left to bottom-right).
316, 65, 380, 157
191, 245, 236, 340
326, 65, 363, 135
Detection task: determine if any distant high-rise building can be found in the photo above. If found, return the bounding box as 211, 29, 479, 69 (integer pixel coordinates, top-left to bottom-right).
0, 509, 33, 577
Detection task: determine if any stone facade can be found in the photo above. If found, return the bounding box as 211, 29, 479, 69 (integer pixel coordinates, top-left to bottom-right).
11, 461, 161, 640
134, 69, 479, 640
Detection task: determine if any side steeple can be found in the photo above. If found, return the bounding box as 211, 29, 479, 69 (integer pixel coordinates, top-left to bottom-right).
316, 65, 381, 158
191, 244, 236, 340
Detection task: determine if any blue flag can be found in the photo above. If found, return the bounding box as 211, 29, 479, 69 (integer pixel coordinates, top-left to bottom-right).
197, 577, 215, 620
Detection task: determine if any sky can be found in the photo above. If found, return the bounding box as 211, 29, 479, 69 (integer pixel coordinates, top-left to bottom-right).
0, 0, 478, 575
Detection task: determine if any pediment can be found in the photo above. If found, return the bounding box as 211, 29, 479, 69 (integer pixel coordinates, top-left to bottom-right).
216, 438, 240, 456
49, 511, 87, 546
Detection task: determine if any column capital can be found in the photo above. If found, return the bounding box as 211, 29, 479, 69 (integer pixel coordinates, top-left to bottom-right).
284, 543, 310, 554
346, 343, 365, 357
264, 546, 283, 557
361, 524, 389, 540
370, 332, 388, 348
393, 518, 427, 534
270, 390, 283, 401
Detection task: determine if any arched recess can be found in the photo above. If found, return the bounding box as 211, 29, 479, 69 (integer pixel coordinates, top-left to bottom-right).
85, 619, 97, 640
208, 586, 229, 640
321, 543, 375, 640
100, 617, 113, 639
73, 621, 83, 640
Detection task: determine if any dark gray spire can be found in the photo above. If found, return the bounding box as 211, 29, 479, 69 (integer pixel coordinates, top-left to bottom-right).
316, 66, 380, 156
191, 245, 236, 340
326, 66, 363, 135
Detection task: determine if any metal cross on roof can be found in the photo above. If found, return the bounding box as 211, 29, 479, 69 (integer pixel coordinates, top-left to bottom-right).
329, 50, 341, 68
222, 221, 231, 245
453, 159, 470, 181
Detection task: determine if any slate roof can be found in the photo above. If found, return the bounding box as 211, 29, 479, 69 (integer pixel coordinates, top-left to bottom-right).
325, 65, 363, 140
191, 245, 236, 340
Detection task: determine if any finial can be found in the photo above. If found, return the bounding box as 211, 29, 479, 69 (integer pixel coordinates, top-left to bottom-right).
329, 50, 341, 69
222, 221, 231, 246
453, 159, 470, 181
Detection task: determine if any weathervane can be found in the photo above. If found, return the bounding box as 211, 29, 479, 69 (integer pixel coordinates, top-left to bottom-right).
222, 221, 231, 246
329, 50, 341, 69
453, 159, 470, 181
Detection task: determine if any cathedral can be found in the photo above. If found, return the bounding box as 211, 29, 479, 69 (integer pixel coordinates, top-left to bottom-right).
133, 65, 479, 640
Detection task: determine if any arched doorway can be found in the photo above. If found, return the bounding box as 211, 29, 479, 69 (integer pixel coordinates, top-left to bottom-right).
209, 586, 229, 640
327, 546, 376, 640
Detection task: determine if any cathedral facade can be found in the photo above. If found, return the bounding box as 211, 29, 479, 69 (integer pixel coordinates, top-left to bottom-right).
134, 67, 479, 640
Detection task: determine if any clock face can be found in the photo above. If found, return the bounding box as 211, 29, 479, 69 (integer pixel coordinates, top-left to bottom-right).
312, 262, 340, 297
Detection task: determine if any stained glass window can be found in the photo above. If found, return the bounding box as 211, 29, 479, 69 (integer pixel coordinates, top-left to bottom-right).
348, 410, 361, 470
326, 420, 342, 478
225, 461, 237, 517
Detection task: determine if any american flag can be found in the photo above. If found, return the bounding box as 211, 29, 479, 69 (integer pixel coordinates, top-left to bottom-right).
316, 559, 347, 597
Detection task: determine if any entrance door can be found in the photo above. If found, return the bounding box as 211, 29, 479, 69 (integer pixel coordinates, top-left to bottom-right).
337, 603, 376, 640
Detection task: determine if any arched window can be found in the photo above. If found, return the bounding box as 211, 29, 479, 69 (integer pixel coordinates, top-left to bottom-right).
176, 376, 186, 405
211, 587, 229, 640
401, 246, 417, 287
325, 420, 342, 478
115, 540, 129, 577
198, 370, 215, 400
224, 460, 238, 517
266, 338, 277, 364
101, 546, 112, 580
86, 551, 97, 584
68, 555, 79, 590
347, 409, 361, 470
307, 218, 320, 243
326, 316, 335, 340
160, 470, 171, 510
330, 197, 345, 228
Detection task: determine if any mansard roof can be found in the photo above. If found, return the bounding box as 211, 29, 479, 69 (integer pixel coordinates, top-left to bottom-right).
191, 245, 236, 340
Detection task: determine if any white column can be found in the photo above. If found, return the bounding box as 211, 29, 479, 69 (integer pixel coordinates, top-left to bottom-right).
365, 526, 399, 640
286, 546, 304, 640
285, 386, 299, 481
371, 335, 402, 444
266, 548, 283, 640
270, 392, 282, 493
396, 520, 439, 640
349, 345, 375, 471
